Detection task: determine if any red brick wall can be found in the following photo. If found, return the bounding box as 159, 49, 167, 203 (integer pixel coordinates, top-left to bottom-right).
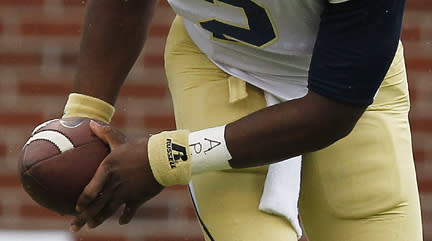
0, 1, 430, 241
404, 1, 432, 240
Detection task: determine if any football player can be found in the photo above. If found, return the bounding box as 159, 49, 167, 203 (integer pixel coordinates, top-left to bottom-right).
62, 0, 422, 240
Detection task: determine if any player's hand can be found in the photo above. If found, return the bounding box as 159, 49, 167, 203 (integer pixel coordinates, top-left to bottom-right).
70, 121, 164, 232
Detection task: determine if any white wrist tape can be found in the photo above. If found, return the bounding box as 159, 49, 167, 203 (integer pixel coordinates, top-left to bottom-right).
189, 125, 232, 175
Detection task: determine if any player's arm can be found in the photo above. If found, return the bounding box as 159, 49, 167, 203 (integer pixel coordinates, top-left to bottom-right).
180, 0, 406, 169
227, 0, 405, 167
72, 0, 157, 105
62, 0, 161, 231
227, 92, 363, 167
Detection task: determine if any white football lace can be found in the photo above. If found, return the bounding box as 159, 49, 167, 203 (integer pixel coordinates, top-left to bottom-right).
31, 119, 60, 135
25, 130, 74, 153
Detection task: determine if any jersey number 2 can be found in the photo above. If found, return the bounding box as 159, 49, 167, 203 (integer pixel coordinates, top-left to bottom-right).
200, 0, 277, 48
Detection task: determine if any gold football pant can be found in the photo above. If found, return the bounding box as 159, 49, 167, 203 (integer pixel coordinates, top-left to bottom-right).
164, 16, 423, 241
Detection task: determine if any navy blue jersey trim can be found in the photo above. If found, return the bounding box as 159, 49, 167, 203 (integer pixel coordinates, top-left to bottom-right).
188, 185, 216, 241
308, 0, 405, 106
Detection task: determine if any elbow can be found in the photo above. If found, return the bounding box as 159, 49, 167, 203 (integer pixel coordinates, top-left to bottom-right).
331, 120, 356, 142
306, 121, 355, 154
314, 112, 361, 151
303, 91, 366, 151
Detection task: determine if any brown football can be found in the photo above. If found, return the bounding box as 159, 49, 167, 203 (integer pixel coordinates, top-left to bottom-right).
18, 117, 109, 215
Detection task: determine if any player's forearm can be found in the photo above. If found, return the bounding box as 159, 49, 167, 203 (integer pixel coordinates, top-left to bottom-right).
73, 0, 158, 105
226, 91, 365, 168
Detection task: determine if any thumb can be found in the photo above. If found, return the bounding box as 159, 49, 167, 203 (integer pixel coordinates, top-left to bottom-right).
90, 120, 126, 149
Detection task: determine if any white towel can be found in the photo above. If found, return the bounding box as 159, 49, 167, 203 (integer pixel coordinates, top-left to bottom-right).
259, 92, 303, 238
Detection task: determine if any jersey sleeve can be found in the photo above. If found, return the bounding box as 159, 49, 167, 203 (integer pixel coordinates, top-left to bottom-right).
308, 0, 405, 106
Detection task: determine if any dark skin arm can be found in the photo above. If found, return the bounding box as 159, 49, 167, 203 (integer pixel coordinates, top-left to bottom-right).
69, 0, 365, 232
227, 91, 365, 168
69, 0, 160, 231
73, 0, 158, 104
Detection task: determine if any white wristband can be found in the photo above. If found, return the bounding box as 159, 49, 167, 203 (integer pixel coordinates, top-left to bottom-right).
188, 125, 232, 175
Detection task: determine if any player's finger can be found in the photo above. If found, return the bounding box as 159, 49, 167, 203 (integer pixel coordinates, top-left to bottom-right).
119, 202, 140, 225
89, 120, 126, 148
82, 192, 112, 218
73, 186, 114, 230
75, 161, 112, 212
88, 199, 123, 228
70, 216, 86, 232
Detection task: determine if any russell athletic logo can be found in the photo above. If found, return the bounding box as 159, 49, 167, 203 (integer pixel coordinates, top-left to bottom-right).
166, 138, 188, 169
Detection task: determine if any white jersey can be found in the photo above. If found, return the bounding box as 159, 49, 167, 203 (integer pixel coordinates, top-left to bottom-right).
168, 0, 332, 100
